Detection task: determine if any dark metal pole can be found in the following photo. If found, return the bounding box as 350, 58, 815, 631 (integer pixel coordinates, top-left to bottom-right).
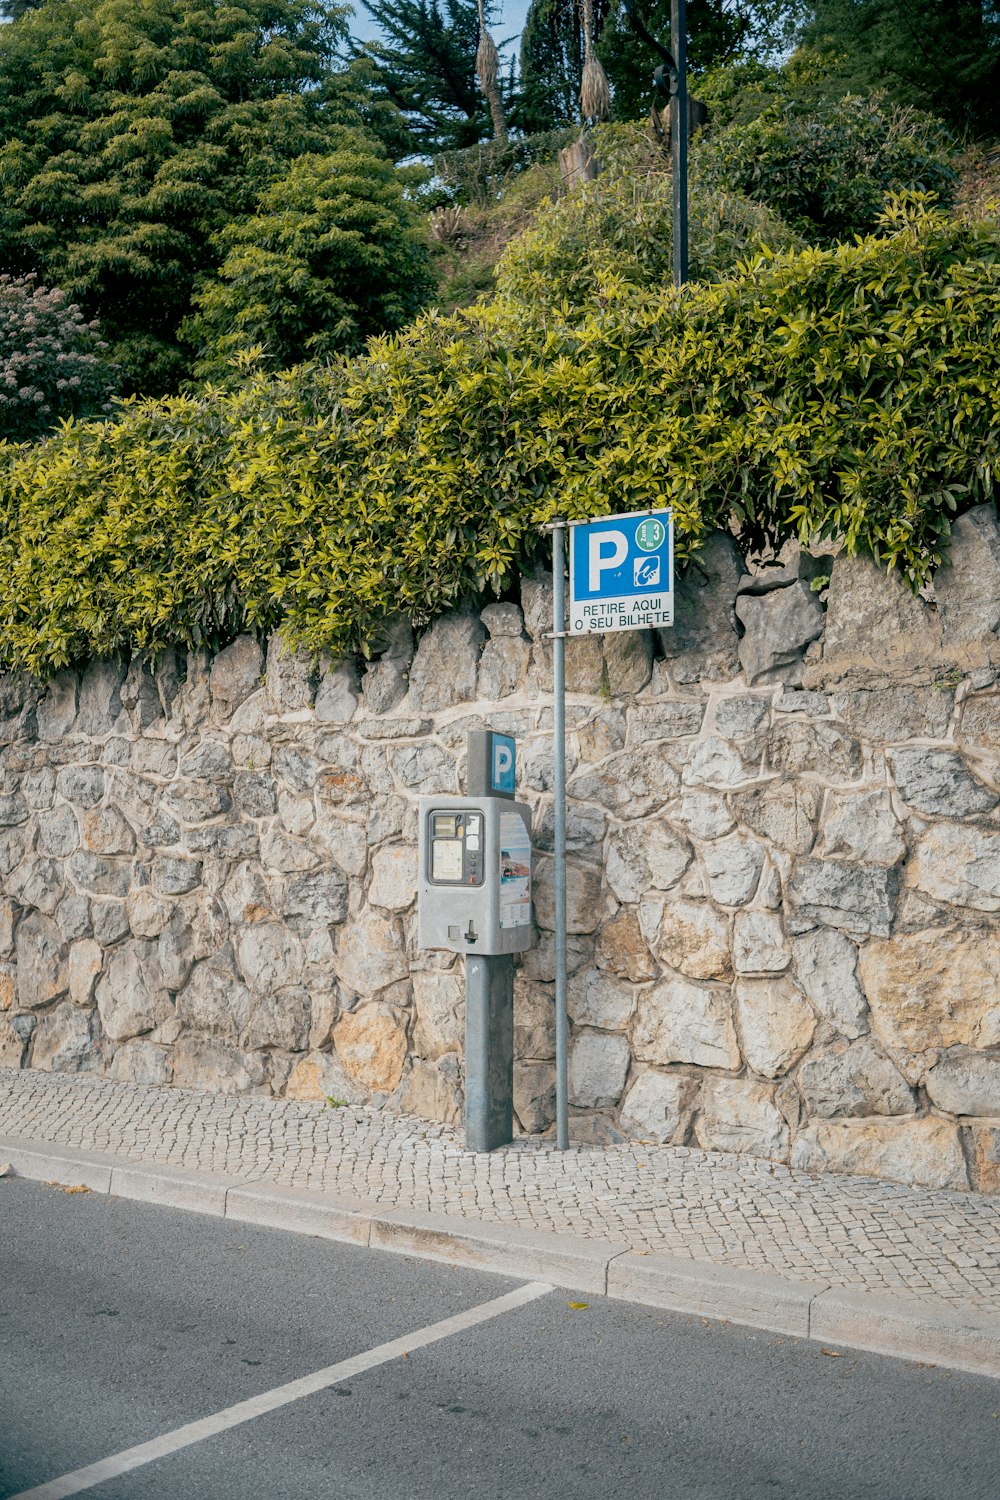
671, 0, 688, 287
552, 524, 568, 1151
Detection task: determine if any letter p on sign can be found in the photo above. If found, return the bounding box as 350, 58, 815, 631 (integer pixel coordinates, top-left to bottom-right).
588, 530, 628, 591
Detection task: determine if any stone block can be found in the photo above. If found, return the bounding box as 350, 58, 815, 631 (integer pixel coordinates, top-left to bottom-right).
923, 1050, 1000, 1117
514, 1060, 555, 1133
277, 788, 314, 837
568, 1031, 630, 1108
362, 658, 408, 715
56, 766, 105, 807
15, 911, 68, 1010
735, 976, 814, 1078
68, 939, 103, 1006
791, 928, 868, 1038
653, 899, 731, 981
533, 856, 604, 935
791, 1117, 967, 1192
570, 749, 681, 818
334, 909, 409, 995
964, 1120, 1000, 1193
959, 692, 1000, 756
604, 630, 653, 695
95, 939, 172, 1042
408, 614, 485, 712
209, 636, 263, 716
171, 1036, 269, 1094
668, 792, 735, 841
110, 1039, 172, 1086
29, 1002, 99, 1073
77, 659, 124, 737
176, 960, 253, 1041
890, 747, 998, 818
236, 922, 304, 996
153, 856, 202, 895
37, 670, 79, 740
934, 502, 1000, 655
787, 858, 899, 937
0, 1014, 26, 1067
163, 780, 231, 824
816, 790, 906, 867
702, 834, 765, 907
736, 580, 824, 685
605, 822, 691, 904
818, 553, 942, 682
567, 967, 635, 1032
265, 633, 315, 713
285, 1051, 362, 1104
657, 532, 745, 683
594, 909, 657, 982
479, 637, 531, 700
390, 743, 456, 792
38, 807, 80, 860
797, 1038, 915, 1119
696, 1076, 789, 1160
283, 870, 348, 930
314, 660, 359, 724
830, 683, 954, 743
233, 770, 277, 819
682, 736, 760, 790
907, 824, 1000, 912
398, 1054, 463, 1126
732, 910, 790, 975
82, 807, 136, 856
619, 1070, 698, 1145
334, 1002, 407, 1093
413, 969, 464, 1060
768, 719, 863, 783
633, 976, 740, 1070
628, 701, 705, 744
245, 986, 311, 1052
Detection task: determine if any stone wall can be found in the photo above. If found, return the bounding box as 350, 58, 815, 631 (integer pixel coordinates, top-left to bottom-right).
1, 503, 1000, 1195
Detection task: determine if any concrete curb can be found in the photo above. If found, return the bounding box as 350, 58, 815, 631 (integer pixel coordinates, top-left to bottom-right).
4, 1135, 999, 1381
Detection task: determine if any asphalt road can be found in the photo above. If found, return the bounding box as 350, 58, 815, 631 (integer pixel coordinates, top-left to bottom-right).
1, 1178, 998, 1500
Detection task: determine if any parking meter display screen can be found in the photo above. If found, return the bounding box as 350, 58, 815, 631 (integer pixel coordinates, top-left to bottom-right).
432, 839, 463, 881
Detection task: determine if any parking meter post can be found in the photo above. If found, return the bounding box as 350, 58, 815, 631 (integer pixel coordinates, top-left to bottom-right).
461, 729, 519, 1152
552, 523, 569, 1151
464, 951, 514, 1151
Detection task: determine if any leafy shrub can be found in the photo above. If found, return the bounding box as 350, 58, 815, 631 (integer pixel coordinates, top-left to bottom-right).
493, 170, 800, 317
186, 133, 434, 382
0, 275, 116, 441
695, 94, 958, 242
0, 202, 997, 673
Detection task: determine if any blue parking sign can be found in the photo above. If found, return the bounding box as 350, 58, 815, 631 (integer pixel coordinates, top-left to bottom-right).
568, 508, 673, 635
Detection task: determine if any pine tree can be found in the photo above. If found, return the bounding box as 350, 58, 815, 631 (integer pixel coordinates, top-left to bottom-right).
805, 0, 1000, 135
359, 0, 499, 151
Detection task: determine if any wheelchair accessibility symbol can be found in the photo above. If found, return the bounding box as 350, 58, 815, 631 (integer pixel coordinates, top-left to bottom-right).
634, 555, 661, 589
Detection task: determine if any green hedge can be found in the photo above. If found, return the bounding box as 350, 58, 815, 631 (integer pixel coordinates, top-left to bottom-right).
0, 200, 997, 675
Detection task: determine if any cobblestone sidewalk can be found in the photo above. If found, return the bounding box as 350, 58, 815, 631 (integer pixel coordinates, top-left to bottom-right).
3, 1068, 998, 1317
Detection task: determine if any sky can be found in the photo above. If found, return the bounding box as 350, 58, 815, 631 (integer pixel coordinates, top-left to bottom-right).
348, 0, 533, 49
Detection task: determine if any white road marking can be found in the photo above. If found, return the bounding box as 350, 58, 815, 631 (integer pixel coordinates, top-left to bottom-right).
11, 1280, 553, 1500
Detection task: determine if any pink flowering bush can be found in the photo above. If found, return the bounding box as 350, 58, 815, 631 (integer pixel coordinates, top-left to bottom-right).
0, 275, 116, 441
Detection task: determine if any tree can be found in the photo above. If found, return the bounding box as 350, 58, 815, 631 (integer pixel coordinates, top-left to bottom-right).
358, 0, 501, 152
0, 274, 117, 440
804, 1, 1000, 135
185, 131, 433, 380
517, 0, 609, 129
596, 1, 805, 122
0, 0, 401, 395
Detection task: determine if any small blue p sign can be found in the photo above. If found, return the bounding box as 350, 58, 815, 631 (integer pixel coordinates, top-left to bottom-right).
491, 735, 516, 795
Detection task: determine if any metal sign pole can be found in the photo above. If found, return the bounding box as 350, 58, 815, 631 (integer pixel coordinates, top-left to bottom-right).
671, 0, 688, 287
552, 523, 569, 1151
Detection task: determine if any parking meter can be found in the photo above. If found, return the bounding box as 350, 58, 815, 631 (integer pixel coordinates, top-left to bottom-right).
417, 796, 532, 956
416, 732, 533, 1151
